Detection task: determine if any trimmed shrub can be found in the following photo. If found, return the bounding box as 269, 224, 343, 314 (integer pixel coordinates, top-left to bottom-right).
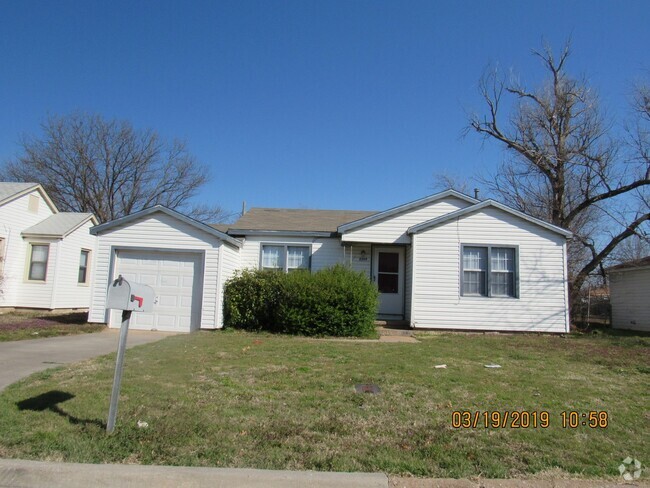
222, 269, 285, 332
223, 265, 378, 337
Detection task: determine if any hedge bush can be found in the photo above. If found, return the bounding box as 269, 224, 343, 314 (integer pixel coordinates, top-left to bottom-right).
223, 265, 378, 337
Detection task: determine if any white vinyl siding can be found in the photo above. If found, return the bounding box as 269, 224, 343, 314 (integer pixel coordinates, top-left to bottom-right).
239, 236, 342, 272
0, 189, 56, 307
609, 268, 650, 331
51, 220, 97, 309
411, 206, 569, 332
341, 196, 472, 244
217, 243, 241, 328
404, 245, 413, 321
88, 212, 224, 329
342, 244, 371, 278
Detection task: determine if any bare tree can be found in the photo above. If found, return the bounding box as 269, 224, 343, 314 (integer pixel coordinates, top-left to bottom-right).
2, 113, 229, 223
611, 235, 650, 263
432, 172, 472, 195
467, 43, 650, 303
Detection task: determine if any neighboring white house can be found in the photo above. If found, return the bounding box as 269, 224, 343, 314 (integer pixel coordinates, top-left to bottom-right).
0, 182, 98, 310
88, 190, 572, 333
608, 257, 650, 332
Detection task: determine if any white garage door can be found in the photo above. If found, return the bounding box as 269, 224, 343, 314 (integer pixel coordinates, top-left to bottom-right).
112, 250, 203, 332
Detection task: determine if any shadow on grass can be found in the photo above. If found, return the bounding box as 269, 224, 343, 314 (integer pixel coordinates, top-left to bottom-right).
16, 390, 106, 429
573, 323, 650, 338
35, 313, 89, 325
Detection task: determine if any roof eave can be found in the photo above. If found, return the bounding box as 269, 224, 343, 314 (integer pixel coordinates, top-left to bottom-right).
337, 189, 478, 234
0, 183, 59, 213
90, 206, 242, 248
227, 229, 335, 238
607, 264, 650, 273
407, 200, 573, 238
61, 214, 98, 238
20, 233, 64, 240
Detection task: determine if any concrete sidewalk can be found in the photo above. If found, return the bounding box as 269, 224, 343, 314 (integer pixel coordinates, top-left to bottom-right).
0, 459, 387, 488
1, 460, 646, 488
0, 329, 173, 391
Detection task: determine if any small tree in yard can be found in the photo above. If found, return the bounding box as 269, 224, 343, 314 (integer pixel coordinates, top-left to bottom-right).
467, 42, 650, 305
2, 113, 229, 223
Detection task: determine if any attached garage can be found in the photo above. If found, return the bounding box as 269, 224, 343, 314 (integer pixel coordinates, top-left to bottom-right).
111, 250, 203, 332
87, 206, 242, 332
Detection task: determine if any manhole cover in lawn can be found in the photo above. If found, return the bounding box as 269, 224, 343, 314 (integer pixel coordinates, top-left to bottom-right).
355, 383, 380, 394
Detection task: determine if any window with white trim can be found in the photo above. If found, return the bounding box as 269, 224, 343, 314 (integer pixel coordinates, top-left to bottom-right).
461, 245, 517, 298
78, 249, 90, 284
28, 244, 49, 281
261, 244, 311, 272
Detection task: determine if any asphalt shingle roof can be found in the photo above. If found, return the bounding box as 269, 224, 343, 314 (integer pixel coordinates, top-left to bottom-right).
225, 208, 377, 234
608, 256, 650, 271
0, 182, 39, 205
22, 212, 95, 237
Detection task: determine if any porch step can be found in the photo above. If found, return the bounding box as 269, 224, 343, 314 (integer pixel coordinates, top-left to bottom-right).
375, 320, 414, 337
376, 327, 414, 337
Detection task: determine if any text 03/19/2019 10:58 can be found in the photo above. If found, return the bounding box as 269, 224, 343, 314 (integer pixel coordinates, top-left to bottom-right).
451, 411, 609, 429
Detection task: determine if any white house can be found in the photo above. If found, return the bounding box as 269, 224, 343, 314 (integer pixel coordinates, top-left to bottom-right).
88, 190, 572, 333
0, 182, 98, 310
608, 257, 650, 332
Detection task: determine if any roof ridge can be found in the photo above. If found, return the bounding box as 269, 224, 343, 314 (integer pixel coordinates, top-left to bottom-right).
248, 207, 377, 213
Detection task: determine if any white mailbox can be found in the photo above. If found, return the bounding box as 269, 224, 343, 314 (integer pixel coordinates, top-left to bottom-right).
106, 275, 155, 313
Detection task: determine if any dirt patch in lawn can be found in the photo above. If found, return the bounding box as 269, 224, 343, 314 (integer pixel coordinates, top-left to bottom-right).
0, 312, 105, 341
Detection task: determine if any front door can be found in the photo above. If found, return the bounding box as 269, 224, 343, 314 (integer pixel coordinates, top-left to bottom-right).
373, 247, 404, 317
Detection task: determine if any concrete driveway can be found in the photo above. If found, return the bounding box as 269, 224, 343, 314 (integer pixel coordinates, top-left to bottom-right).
0, 329, 173, 391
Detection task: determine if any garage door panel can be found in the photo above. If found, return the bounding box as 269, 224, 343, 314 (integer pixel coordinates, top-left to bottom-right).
156, 314, 179, 328
161, 274, 179, 287
140, 274, 158, 287
113, 250, 202, 332
134, 314, 154, 327
178, 316, 192, 328
158, 294, 179, 307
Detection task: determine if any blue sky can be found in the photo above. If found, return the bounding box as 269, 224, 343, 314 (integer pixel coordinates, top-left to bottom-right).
1, 0, 649, 217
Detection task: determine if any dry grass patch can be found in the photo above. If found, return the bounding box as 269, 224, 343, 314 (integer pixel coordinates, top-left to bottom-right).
0, 311, 104, 341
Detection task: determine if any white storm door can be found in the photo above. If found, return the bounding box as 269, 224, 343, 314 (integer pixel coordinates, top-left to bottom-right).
373, 247, 404, 317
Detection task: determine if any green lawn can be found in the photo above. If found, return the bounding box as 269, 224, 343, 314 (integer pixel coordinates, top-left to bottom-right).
0, 329, 647, 479
0, 311, 105, 342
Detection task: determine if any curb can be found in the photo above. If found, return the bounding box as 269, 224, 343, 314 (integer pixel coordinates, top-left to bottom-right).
0, 459, 388, 488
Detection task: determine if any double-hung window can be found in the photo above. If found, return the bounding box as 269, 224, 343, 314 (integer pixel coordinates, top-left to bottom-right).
261, 244, 311, 272
461, 245, 517, 298
28, 244, 49, 281
78, 250, 90, 284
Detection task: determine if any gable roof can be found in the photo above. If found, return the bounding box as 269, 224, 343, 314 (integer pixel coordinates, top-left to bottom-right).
607, 256, 650, 273
0, 182, 58, 212
337, 189, 478, 234
209, 223, 230, 233
90, 205, 242, 248
228, 208, 377, 236
407, 199, 573, 238
22, 212, 98, 238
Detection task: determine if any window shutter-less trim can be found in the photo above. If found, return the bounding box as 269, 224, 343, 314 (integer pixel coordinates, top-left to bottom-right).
461, 244, 518, 298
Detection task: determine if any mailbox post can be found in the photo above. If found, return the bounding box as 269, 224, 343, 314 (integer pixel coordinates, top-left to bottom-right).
105, 275, 155, 433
